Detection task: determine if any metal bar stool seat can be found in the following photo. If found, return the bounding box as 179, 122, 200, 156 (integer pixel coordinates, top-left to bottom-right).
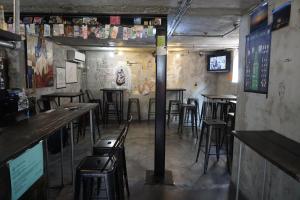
74, 155, 120, 200
177, 103, 198, 138
195, 119, 227, 174
167, 100, 181, 126
127, 98, 141, 121
148, 98, 155, 120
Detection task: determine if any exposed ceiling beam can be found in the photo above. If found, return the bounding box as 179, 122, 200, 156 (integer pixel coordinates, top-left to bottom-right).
167, 0, 193, 38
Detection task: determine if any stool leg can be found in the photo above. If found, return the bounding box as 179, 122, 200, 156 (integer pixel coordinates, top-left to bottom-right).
74, 171, 81, 200
122, 147, 130, 196
167, 102, 172, 127
194, 110, 198, 139
148, 100, 151, 121
137, 100, 141, 122
127, 101, 131, 121
196, 123, 206, 162
204, 126, 213, 174
191, 110, 195, 137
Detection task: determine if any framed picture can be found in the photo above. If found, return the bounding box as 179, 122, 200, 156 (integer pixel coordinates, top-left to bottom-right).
65, 61, 78, 84
250, 2, 268, 33
272, 1, 291, 31
56, 67, 66, 89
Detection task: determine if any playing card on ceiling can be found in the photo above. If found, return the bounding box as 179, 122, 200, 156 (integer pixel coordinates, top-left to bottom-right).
104, 24, 110, 39
74, 25, 80, 37
110, 26, 119, 39
82, 25, 88, 39
123, 27, 129, 40
44, 24, 51, 37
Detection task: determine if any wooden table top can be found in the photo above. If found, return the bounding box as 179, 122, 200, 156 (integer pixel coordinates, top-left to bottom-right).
0, 103, 98, 165
201, 94, 237, 100
232, 130, 300, 182
42, 92, 83, 98
167, 88, 186, 91
100, 88, 127, 92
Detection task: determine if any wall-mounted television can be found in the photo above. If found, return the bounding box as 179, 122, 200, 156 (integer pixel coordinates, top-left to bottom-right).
207, 51, 231, 72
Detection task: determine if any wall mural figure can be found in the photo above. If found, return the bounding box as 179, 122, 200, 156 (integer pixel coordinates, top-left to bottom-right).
116, 68, 126, 86
26, 35, 54, 88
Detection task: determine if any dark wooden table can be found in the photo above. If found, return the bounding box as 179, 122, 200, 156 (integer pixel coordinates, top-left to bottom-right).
201, 94, 237, 101
0, 103, 98, 199
232, 130, 300, 200
101, 88, 126, 122
42, 92, 83, 106
167, 88, 186, 103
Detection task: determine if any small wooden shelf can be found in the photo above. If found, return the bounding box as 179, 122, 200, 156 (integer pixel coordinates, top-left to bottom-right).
0, 29, 21, 41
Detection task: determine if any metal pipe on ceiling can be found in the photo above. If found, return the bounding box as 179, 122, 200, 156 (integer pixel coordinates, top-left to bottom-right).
167, 0, 193, 38
0, 40, 15, 49
172, 23, 239, 38
13, 0, 20, 34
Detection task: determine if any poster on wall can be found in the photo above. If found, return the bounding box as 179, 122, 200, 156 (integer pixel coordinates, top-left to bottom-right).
26, 35, 54, 88
244, 25, 272, 94
65, 61, 78, 83
114, 65, 131, 89
8, 142, 44, 200
272, 1, 291, 31
56, 67, 66, 88
250, 2, 268, 33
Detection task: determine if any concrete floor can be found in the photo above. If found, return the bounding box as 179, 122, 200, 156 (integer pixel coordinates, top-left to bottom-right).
48, 121, 238, 200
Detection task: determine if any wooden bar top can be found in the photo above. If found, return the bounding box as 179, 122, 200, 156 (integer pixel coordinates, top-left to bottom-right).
232, 130, 300, 182
0, 103, 98, 165
201, 94, 237, 100
42, 92, 83, 98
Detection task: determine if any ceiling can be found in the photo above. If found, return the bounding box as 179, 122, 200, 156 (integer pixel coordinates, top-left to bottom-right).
2, 0, 260, 50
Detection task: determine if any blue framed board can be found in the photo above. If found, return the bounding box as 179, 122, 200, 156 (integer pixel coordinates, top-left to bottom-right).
244, 25, 272, 94
7, 141, 44, 200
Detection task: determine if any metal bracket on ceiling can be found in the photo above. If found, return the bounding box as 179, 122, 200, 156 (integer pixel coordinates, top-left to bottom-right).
167, 0, 193, 39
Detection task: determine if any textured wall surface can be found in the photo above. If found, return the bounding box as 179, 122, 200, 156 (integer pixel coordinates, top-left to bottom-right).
86, 50, 235, 120
4, 41, 85, 107
232, 0, 300, 199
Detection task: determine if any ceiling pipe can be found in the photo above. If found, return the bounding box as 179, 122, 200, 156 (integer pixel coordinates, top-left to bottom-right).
167, 0, 193, 38
172, 23, 240, 38
0, 40, 16, 49
13, 0, 20, 34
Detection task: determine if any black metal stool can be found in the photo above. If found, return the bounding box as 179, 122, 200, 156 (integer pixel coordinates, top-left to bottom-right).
167, 100, 181, 126
225, 112, 235, 174
75, 124, 129, 200
85, 89, 103, 120
195, 119, 227, 174
148, 98, 155, 120
127, 98, 141, 121
177, 103, 198, 137
103, 92, 120, 125
93, 116, 132, 197
187, 98, 201, 126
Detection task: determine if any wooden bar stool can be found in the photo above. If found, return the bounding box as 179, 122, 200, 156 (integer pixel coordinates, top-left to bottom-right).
148, 98, 155, 120
195, 119, 227, 174
127, 98, 141, 121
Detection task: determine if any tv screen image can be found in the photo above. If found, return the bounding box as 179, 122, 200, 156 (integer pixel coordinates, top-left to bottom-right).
207, 51, 231, 72
209, 56, 226, 70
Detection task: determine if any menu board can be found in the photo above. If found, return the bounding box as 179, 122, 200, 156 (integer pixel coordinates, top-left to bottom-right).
8, 142, 44, 200
244, 25, 272, 94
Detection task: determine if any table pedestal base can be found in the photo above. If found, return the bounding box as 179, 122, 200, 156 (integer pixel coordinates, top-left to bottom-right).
145, 170, 174, 185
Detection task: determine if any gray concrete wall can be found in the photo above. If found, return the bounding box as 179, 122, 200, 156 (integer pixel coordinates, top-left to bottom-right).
232, 0, 300, 199
86, 50, 235, 120
4, 40, 85, 106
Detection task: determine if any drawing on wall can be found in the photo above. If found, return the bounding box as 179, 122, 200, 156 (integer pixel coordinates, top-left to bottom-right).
272, 1, 291, 31
114, 65, 131, 89
65, 61, 78, 83
26, 35, 54, 88
244, 25, 272, 94
116, 68, 126, 86
56, 67, 66, 88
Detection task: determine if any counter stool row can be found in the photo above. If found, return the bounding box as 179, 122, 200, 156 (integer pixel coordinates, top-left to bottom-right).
75, 116, 132, 200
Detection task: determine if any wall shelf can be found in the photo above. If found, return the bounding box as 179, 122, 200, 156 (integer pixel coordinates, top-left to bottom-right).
0, 29, 21, 41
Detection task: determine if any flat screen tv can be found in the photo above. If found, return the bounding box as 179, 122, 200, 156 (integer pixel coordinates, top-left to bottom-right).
207, 51, 231, 72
